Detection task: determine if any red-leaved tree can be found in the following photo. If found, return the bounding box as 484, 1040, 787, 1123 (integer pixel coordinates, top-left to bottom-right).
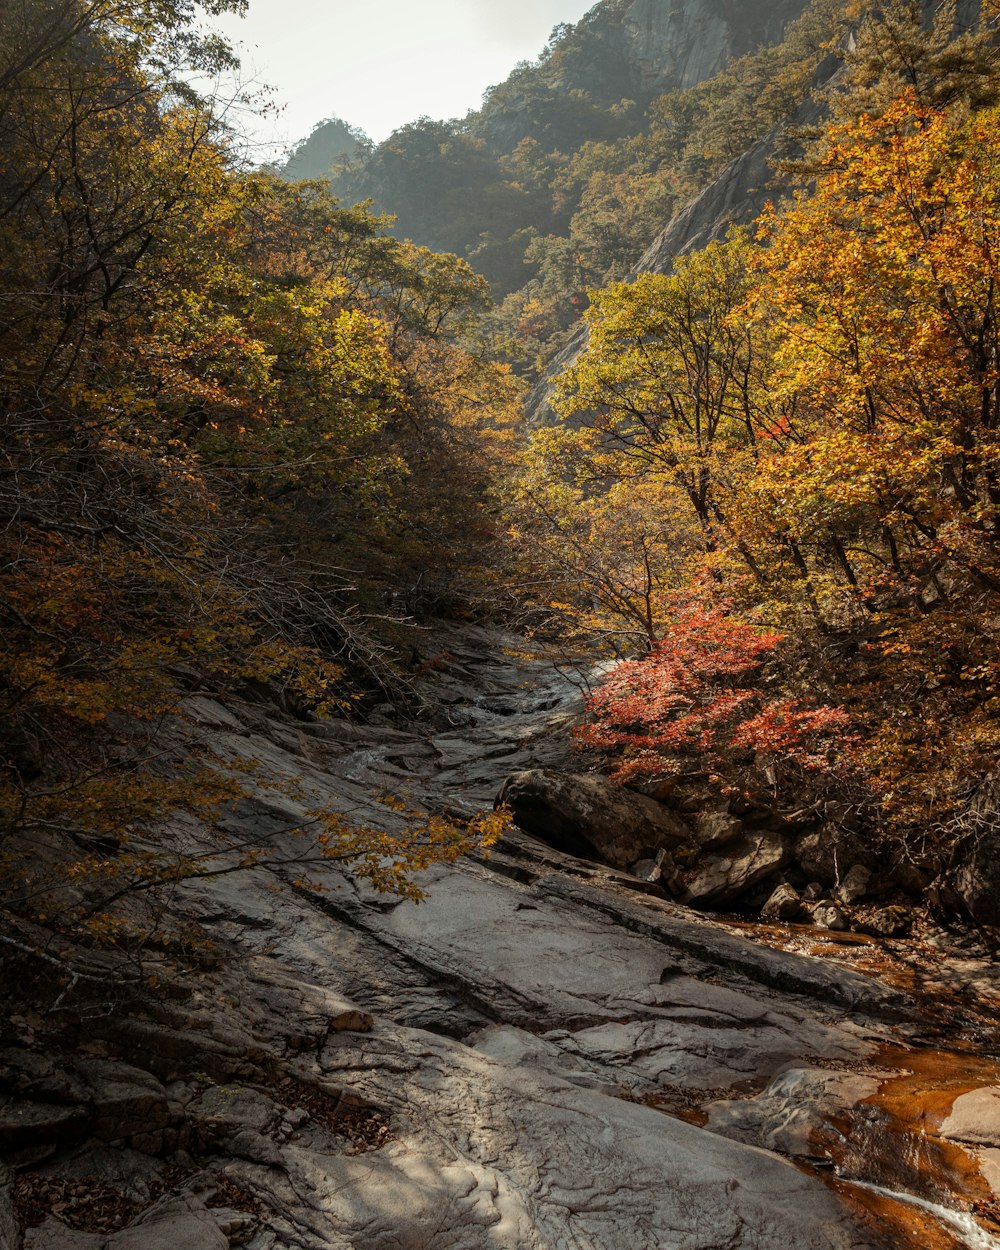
576, 598, 851, 798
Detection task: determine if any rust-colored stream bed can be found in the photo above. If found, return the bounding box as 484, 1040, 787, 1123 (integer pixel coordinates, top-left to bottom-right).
713, 916, 1000, 1248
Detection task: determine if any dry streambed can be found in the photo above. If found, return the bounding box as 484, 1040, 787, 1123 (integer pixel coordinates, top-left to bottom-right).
3, 628, 1000, 1249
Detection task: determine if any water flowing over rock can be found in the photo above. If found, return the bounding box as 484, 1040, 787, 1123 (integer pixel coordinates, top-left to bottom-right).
6, 629, 1000, 1250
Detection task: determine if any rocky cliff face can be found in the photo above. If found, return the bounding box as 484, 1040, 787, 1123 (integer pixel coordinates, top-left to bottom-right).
622, 0, 808, 94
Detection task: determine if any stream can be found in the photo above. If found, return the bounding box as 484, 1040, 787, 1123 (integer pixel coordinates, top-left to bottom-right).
17, 625, 1000, 1250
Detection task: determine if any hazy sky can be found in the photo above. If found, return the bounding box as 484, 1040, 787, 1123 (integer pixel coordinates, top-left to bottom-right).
209, 0, 597, 159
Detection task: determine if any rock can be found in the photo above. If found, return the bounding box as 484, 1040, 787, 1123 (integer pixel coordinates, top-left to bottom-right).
0, 1099, 90, 1156
952, 780, 1000, 924
835, 864, 872, 904
0, 1162, 21, 1250
705, 1067, 880, 1158
794, 826, 873, 889
977, 1148, 1000, 1198
108, 1194, 228, 1250
866, 907, 911, 937
496, 769, 690, 870
802, 882, 824, 901
631, 858, 661, 882
75, 1059, 171, 1145
679, 831, 790, 908
941, 1087, 1000, 1147
24, 1221, 100, 1249
691, 809, 744, 851
761, 883, 803, 921
811, 902, 849, 932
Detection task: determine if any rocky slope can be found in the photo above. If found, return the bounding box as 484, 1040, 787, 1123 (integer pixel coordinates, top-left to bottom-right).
4, 628, 1000, 1250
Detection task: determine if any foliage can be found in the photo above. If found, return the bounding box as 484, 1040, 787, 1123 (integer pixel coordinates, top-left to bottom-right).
300, 0, 847, 374
529, 54, 1000, 849
576, 594, 850, 800
0, 0, 516, 951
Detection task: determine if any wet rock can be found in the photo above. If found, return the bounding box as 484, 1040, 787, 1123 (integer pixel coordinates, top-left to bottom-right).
496, 769, 690, 870
810, 902, 849, 932
802, 882, 824, 901
941, 1087, 1000, 1147
679, 831, 789, 908
705, 1067, 880, 1158
762, 883, 803, 921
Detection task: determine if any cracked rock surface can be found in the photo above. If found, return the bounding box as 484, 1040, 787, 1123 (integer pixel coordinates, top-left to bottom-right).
7, 626, 1000, 1249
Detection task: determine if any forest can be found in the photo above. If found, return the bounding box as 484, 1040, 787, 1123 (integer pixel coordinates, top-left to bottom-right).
3, 0, 1000, 981
8, 1, 1000, 1247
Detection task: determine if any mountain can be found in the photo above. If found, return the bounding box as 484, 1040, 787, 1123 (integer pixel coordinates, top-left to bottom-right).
278, 0, 821, 303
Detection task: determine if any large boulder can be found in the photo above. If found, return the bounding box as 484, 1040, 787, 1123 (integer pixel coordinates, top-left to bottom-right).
496, 769, 690, 870
793, 825, 874, 890
677, 831, 790, 909
952, 778, 1000, 925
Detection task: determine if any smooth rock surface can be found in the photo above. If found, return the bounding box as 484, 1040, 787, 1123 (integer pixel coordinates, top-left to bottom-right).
941, 1087, 1000, 1147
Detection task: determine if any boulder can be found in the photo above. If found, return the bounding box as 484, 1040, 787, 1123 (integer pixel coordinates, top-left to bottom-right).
952, 784, 1000, 924
108, 1194, 228, 1250
835, 864, 871, 905
794, 825, 873, 889
496, 770, 690, 870
679, 831, 790, 908
865, 907, 910, 938
810, 902, 849, 932
761, 883, 804, 922
941, 1087, 1000, 1148
691, 810, 744, 851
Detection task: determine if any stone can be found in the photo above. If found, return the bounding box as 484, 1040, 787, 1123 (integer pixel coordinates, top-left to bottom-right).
108, 1195, 228, 1250
705, 1067, 880, 1158
811, 902, 849, 932
835, 864, 871, 904
941, 1087, 1000, 1147
75, 1059, 171, 1144
794, 826, 872, 889
679, 831, 790, 908
691, 809, 744, 851
952, 780, 1000, 924
866, 907, 911, 937
761, 883, 803, 921
976, 1148, 1000, 1197
24, 1221, 100, 1249
0, 1100, 90, 1155
0, 1162, 21, 1250
496, 769, 691, 870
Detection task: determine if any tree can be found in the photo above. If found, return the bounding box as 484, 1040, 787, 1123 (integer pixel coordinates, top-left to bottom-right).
576, 593, 850, 803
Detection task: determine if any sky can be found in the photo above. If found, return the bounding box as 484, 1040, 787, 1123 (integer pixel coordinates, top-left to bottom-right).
207, 0, 597, 161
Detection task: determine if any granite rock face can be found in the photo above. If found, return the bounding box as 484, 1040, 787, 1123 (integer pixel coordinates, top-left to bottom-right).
496, 767, 690, 868
4, 626, 995, 1250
